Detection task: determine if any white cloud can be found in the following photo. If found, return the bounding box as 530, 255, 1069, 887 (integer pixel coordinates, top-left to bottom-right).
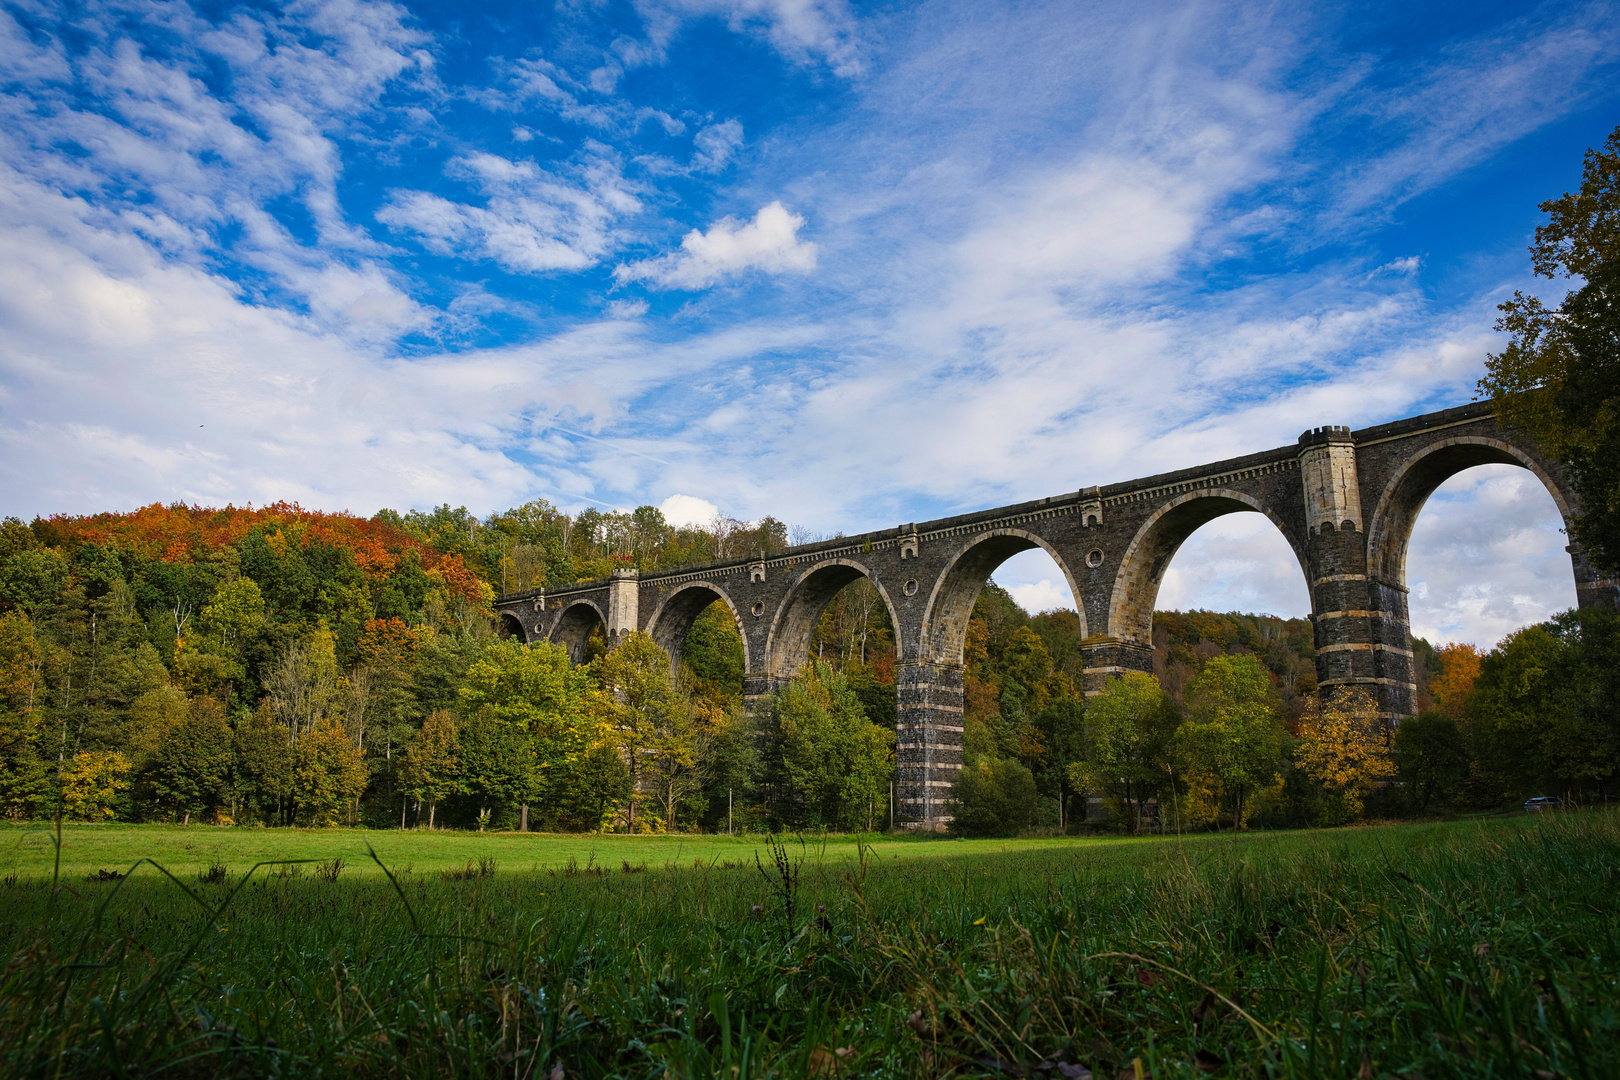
693, 119, 744, 171
614, 202, 816, 289
1405, 465, 1578, 646
378, 151, 641, 273
635, 0, 864, 76
1155, 515, 1313, 619
606, 298, 650, 319
1004, 580, 1073, 615
660, 493, 720, 528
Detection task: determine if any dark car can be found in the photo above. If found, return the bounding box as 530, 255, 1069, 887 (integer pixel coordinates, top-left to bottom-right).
1524, 796, 1562, 812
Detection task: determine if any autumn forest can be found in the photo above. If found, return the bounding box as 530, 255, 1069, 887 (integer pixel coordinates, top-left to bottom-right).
0, 499, 1615, 836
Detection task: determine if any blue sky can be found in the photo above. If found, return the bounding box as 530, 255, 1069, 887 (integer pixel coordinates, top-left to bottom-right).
1, 0, 1616, 645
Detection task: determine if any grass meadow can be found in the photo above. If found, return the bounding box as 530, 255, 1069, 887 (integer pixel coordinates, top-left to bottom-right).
2, 814, 1617, 1079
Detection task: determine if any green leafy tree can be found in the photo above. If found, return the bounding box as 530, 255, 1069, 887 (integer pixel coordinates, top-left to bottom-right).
590, 632, 679, 830
547, 738, 631, 832
1033, 696, 1087, 829
1468, 615, 1615, 798
461, 638, 595, 823
0, 612, 47, 818
760, 658, 894, 831
455, 706, 534, 829
0, 549, 69, 615
0, 707, 49, 819
1069, 672, 1179, 832
148, 697, 234, 825
234, 703, 294, 825
401, 708, 460, 829
291, 719, 366, 826
1392, 711, 1471, 813
1176, 655, 1286, 830
1479, 124, 1620, 573
947, 756, 1038, 837
647, 695, 710, 832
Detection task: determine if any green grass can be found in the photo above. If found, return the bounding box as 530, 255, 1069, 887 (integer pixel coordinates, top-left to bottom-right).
3, 814, 1617, 1078
0, 822, 1213, 882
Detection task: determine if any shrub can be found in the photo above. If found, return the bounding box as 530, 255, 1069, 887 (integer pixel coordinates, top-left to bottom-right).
946, 755, 1038, 836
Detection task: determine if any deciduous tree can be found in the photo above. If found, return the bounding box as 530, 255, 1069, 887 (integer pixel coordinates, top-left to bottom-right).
148, 697, 233, 824
291, 719, 366, 827
1480, 124, 1620, 573
401, 708, 460, 829
1295, 688, 1396, 823
590, 633, 678, 831
760, 659, 893, 832
1177, 655, 1285, 830
1392, 711, 1470, 813
1069, 672, 1179, 832
60, 750, 131, 820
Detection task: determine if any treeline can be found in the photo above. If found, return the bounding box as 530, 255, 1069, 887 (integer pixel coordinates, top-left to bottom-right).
0, 501, 856, 830
1, 502, 1614, 834
946, 593, 1620, 835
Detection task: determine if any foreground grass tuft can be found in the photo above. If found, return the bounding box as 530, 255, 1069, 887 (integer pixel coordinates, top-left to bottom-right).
2, 814, 1617, 1078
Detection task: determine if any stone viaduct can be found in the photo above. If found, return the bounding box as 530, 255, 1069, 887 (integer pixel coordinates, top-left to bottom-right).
494, 402, 1619, 828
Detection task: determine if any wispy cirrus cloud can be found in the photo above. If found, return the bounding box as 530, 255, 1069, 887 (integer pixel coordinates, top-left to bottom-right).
379, 150, 642, 273
1, 0, 1615, 649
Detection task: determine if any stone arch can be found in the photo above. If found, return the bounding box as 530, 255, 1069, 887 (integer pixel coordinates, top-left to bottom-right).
646, 581, 751, 675
551, 599, 608, 666
1365, 436, 1574, 590
766, 559, 900, 681
497, 612, 527, 642
1109, 489, 1310, 645
920, 529, 1086, 665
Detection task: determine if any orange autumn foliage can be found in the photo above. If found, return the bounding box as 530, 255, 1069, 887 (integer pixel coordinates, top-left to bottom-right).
1430, 643, 1482, 721
33, 502, 486, 608
356, 618, 420, 668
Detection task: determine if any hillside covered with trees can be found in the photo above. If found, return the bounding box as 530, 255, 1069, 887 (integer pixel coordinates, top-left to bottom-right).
0, 501, 1615, 834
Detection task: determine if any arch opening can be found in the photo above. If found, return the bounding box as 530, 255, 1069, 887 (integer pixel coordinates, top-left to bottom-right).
1394, 461, 1578, 649
647, 583, 750, 683
1111, 493, 1309, 648
769, 561, 899, 685
497, 612, 527, 642
552, 601, 607, 666
1134, 503, 1315, 709
924, 531, 1085, 667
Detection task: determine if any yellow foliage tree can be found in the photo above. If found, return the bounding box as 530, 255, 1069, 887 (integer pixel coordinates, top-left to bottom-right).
1296, 689, 1396, 823
60, 751, 132, 821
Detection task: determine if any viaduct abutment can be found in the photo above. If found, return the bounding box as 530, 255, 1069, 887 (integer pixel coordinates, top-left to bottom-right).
495, 401, 1620, 828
